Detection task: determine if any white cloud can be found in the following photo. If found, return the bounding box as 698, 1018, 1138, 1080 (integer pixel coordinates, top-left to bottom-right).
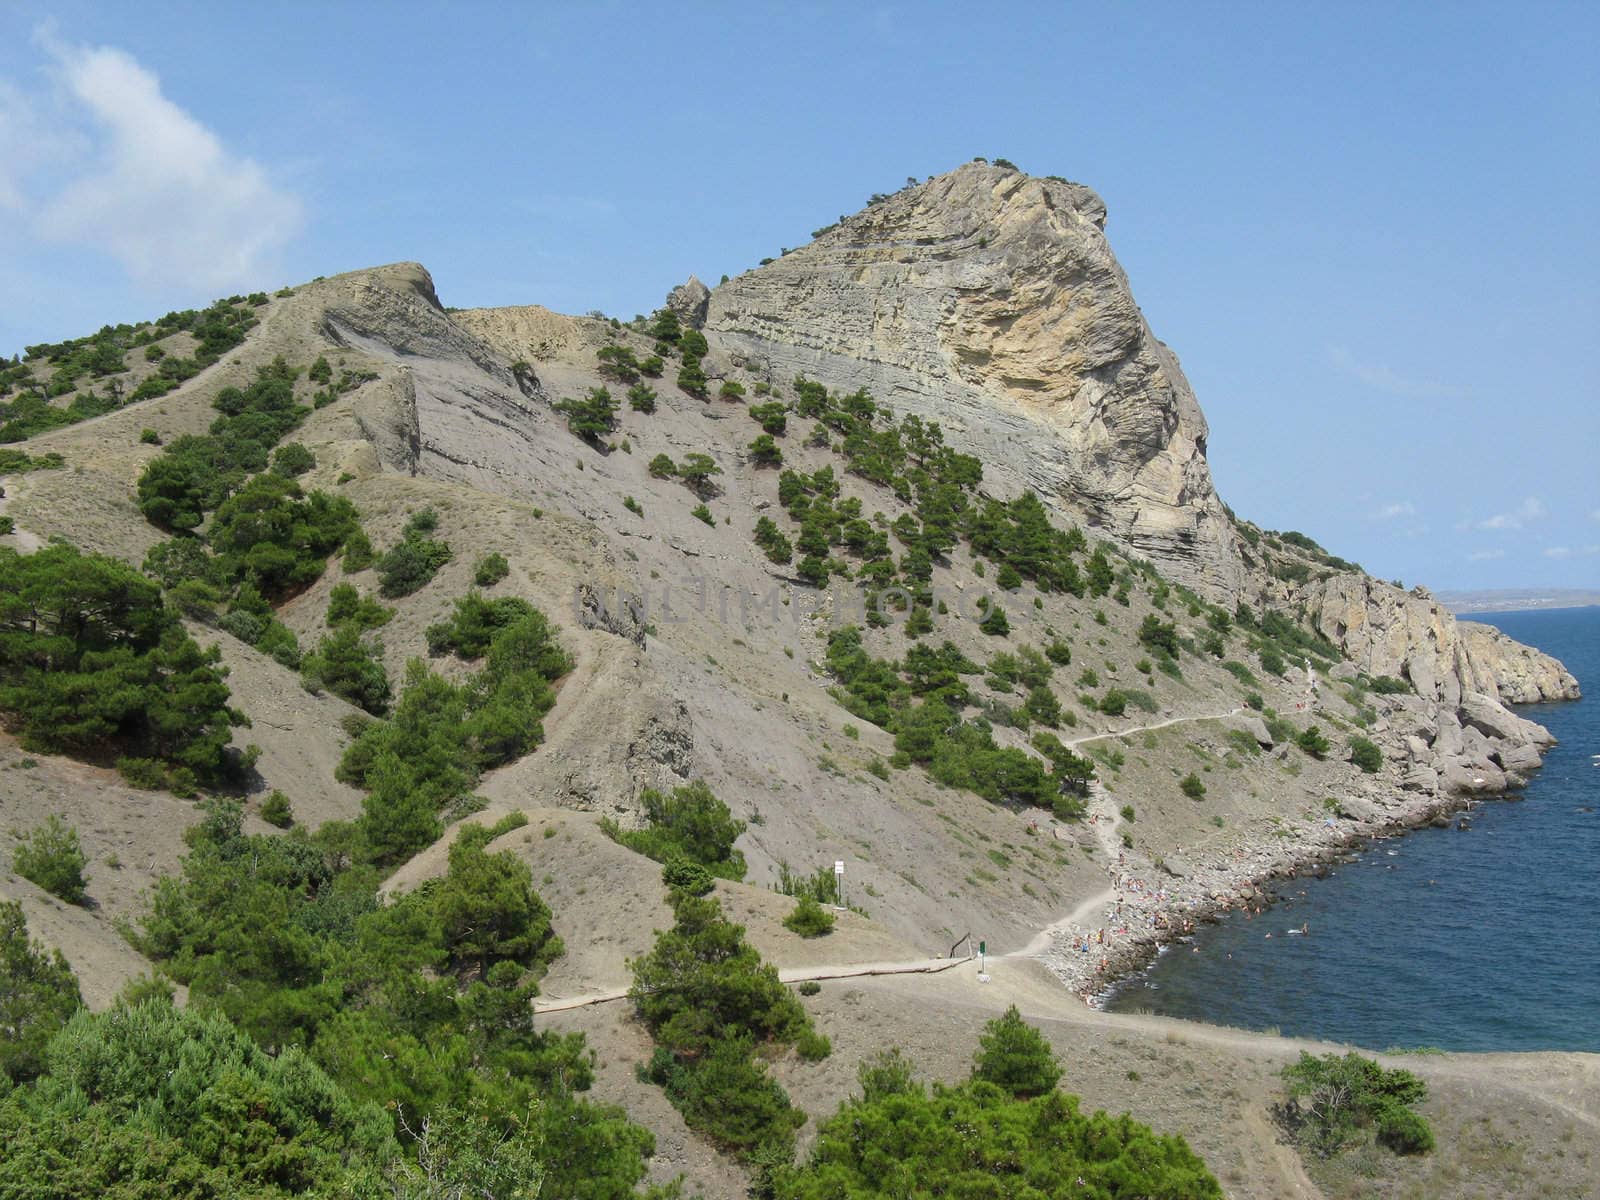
5, 36, 301, 291
1371, 501, 1416, 521
1467, 549, 1505, 562
1328, 346, 1456, 399
1543, 545, 1600, 559
1477, 497, 1546, 531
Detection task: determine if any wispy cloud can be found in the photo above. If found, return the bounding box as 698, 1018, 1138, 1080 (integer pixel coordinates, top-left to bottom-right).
1328, 346, 1457, 399
1, 34, 302, 291
1477, 497, 1546, 531
1543, 545, 1600, 560
1370, 501, 1416, 521
1467, 549, 1505, 562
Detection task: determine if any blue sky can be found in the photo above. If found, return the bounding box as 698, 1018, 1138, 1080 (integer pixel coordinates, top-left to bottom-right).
2, 2, 1595, 592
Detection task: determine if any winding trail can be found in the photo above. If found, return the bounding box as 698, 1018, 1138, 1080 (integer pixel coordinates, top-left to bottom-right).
537, 705, 1250, 1014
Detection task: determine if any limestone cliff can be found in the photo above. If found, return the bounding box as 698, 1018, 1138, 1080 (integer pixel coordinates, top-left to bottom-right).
705, 162, 1244, 597
1299, 574, 1579, 707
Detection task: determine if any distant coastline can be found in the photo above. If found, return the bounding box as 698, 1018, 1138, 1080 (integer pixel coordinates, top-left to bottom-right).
1435, 587, 1600, 615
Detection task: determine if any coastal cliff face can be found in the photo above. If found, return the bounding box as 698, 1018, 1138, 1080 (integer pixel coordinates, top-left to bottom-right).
1299, 574, 1579, 707
705, 163, 1244, 598
1299, 573, 1579, 795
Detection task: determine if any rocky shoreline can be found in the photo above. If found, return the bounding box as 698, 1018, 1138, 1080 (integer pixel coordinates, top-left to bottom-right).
1035, 780, 1494, 1004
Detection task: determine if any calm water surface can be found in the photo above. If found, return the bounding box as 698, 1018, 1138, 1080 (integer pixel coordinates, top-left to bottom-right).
1107, 606, 1598, 1052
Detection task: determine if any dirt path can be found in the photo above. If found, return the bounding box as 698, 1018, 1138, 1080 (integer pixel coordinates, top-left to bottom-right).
535, 956, 967, 1014
1241, 1103, 1324, 1199
1065, 706, 1244, 750
536, 708, 1252, 1012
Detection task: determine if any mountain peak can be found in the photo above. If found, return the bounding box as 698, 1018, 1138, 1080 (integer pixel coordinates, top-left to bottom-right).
707, 164, 1241, 596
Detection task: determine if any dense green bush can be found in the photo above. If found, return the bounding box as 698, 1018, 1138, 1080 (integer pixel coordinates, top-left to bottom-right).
472, 552, 510, 586
326, 581, 392, 630
1280, 1051, 1432, 1159
208, 472, 359, 598
12, 815, 88, 904
1296, 725, 1331, 758
376, 510, 453, 598
630, 891, 817, 1163
0, 901, 83, 1083
555, 386, 618, 442
602, 780, 747, 880
271, 441, 316, 477
0, 543, 241, 783
0, 1000, 396, 1197
783, 896, 836, 938
1348, 734, 1383, 773
772, 1034, 1220, 1198
260, 789, 295, 828
1180, 772, 1207, 799
302, 624, 391, 714
626, 383, 657, 413
972, 1005, 1062, 1096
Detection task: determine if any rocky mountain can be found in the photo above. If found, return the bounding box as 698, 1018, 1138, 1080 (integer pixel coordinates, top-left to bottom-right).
0, 160, 1591, 1200
707, 163, 1245, 599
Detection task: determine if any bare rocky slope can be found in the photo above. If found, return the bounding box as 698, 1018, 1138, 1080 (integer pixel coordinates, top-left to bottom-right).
0, 161, 1591, 1198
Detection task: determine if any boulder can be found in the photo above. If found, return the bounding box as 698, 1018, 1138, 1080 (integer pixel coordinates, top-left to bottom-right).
1438, 757, 1507, 795
1236, 714, 1274, 748
1460, 690, 1554, 746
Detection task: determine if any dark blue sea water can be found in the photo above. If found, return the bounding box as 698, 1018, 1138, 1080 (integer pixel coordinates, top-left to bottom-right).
1107, 606, 1598, 1051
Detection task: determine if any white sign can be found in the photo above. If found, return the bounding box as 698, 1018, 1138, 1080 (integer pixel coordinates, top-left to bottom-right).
834, 861, 844, 874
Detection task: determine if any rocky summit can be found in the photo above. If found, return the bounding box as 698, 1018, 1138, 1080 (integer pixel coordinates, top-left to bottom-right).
0, 160, 1590, 1200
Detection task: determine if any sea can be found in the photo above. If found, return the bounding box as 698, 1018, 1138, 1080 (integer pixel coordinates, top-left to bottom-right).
1106, 606, 1598, 1052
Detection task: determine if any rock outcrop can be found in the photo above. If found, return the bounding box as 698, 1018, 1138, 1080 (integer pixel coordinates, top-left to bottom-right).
705, 163, 1244, 597
1299, 574, 1579, 707
1299, 573, 1579, 795
665, 275, 711, 329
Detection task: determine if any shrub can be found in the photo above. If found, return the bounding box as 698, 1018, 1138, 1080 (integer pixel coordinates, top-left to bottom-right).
0, 544, 240, 783
1222, 660, 1257, 686
1348, 734, 1383, 773
260, 790, 294, 828
979, 604, 1010, 636
691, 503, 714, 525
662, 856, 715, 897
1138, 614, 1179, 658
12, 815, 89, 904
972, 1006, 1063, 1097
797, 980, 822, 997
1099, 688, 1128, 717
748, 433, 782, 466
773, 1064, 1222, 1198
554, 386, 617, 442
676, 355, 708, 399
1295, 725, 1331, 758
473, 552, 510, 586
626, 383, 657, 413
719, 379, 746, 401
603, 780, 746, 879
631, 892, 815, 1162
1281, 1051, 1431, 1160
325, 581, 392, 630
783, 896, 836, 938
1260, 646, 1286, 676
139, 427, 161, 445
678, 452, 722, 496
648, 453, 677, 478
270, 441, 316, 477
301, 625, 391, 715
376, 528, 452, 598
1180, 772, 1206, 799
0, 901, 83, 1083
